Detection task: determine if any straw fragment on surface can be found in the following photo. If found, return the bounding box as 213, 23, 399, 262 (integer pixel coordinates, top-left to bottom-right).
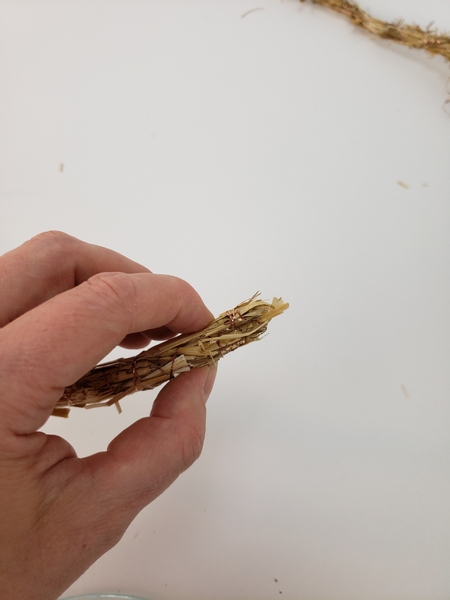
306, 0, 450, 62
53, 294, 288, 417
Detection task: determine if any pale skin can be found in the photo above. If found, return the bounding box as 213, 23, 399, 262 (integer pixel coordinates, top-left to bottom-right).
0, 231, 217, 600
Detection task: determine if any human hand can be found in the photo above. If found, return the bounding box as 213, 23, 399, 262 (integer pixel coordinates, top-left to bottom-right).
0, 231, 217, 600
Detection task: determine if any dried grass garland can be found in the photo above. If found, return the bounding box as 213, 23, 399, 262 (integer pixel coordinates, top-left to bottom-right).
305, 0, 450, 62
53, 294, 288, 417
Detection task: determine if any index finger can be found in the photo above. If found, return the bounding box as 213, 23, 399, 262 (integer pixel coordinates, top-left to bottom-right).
0, 231, 151, 326
0, 272, 213, 436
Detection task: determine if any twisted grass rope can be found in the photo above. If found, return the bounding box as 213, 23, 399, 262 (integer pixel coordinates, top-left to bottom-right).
306, 0, 450, 62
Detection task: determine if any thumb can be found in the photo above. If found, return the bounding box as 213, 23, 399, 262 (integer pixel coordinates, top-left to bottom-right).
10, 365, 217, 598
90, 364, 217, 510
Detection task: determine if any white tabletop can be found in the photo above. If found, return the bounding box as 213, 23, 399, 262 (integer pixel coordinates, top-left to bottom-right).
1, 1, 450, 598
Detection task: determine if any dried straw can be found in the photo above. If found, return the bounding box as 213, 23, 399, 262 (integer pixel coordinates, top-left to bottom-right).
305, 0, 450, 62
53, 294, 288, 417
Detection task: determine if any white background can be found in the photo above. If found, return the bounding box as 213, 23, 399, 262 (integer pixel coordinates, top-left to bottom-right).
1, 1, 450, 598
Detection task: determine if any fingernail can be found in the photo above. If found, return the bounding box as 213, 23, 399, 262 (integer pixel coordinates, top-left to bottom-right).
203, 364, 218, 403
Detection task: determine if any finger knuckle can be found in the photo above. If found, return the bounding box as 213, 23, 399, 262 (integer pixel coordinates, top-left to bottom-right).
23, 231, 80, 270
85, 272, 137, 315
29, 230, 77, 254
173, 276, 197, 304
181, 423, 205, 467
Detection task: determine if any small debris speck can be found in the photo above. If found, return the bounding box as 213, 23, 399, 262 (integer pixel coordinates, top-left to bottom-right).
397, 180, 409, 189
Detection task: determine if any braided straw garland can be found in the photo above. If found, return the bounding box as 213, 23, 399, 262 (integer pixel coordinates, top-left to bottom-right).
306, 0, 450, 63
53, 294, 288, 417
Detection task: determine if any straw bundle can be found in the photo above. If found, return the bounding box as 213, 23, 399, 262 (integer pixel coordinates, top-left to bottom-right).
53, 294, 288, 417
306, 0, 450, 62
